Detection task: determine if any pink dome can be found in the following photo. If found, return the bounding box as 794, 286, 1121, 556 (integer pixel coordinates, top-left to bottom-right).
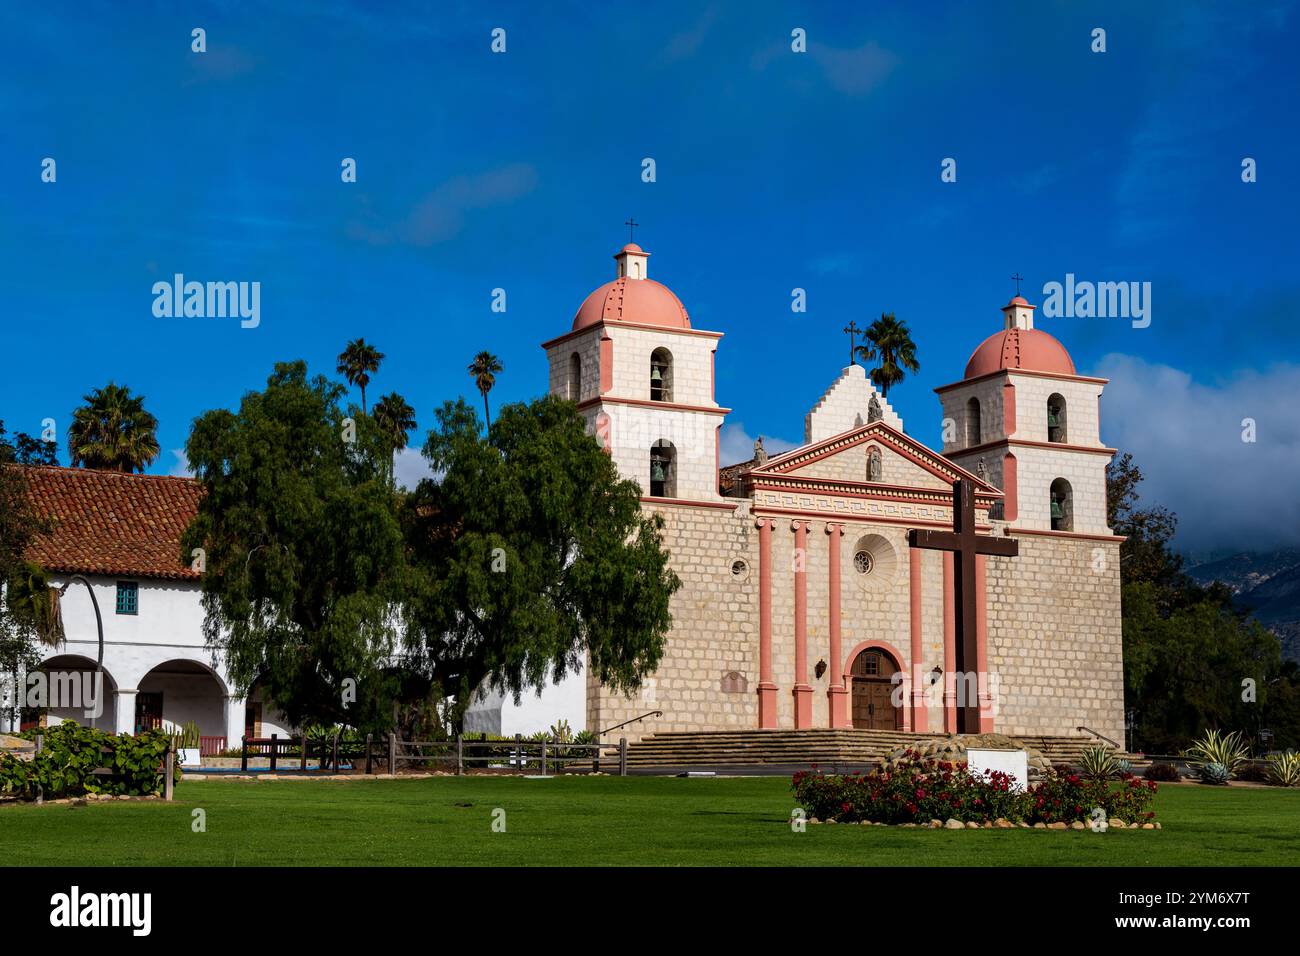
572, 276, 691, 331
964, 327, 1076, 378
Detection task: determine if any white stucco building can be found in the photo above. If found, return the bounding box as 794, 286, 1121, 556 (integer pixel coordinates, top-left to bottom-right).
1, 468, 291, 747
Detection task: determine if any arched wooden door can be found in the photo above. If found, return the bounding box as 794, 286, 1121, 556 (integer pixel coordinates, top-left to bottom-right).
849, 648, 902, 730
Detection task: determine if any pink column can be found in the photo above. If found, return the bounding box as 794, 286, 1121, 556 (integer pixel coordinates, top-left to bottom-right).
909, 547, 928, 733
792, 520, 813, 728
825, 523, 849, 728
756, 518, 777, 728
976, 554, 995, 731
942, 551, 957, 732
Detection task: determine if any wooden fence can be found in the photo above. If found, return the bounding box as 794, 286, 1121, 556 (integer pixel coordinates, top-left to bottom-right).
239, 733, 628, 776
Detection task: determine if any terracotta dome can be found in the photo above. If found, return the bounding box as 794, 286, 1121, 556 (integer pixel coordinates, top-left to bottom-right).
572, 276, 691, 331
964, 327, 1076, 378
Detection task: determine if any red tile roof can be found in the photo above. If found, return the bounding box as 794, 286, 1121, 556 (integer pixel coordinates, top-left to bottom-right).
20, 466, 202, 581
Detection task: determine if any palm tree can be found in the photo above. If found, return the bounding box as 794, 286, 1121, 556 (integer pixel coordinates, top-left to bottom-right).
467, 351, 503, 433
5, 562, 64, 648
336, 338, 385, 413
854, 313, 920, 398
372, 392, 417, 451
67, 383, 160, 472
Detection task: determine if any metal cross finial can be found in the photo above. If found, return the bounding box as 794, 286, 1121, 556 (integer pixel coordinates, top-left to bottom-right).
625, 218, 639, 243
843, 320, 862, 366
1011, 272, 1024, 296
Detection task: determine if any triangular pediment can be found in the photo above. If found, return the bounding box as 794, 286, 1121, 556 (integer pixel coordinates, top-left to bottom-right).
748, 421, 1000, 500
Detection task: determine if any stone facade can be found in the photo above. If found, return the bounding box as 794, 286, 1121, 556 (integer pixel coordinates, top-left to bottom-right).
553, 252, 1124, 747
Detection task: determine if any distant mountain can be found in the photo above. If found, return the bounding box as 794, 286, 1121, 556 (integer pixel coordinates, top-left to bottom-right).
1186, 549, 1300, 662
1185, 548, 1300, 594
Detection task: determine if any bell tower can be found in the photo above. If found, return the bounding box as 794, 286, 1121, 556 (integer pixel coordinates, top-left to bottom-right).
936, 295, 1115, 535
540, 241, 729, 502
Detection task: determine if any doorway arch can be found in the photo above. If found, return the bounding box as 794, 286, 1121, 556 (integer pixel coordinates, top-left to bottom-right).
846, 643, 903, 730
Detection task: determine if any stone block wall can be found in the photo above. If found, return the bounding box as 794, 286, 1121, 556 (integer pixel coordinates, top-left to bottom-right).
985, 532, 1125, 744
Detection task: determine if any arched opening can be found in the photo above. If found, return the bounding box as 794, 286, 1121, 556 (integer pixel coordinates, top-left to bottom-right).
1050, 477, 1073, 532
137, 659, 227, 744
568, 353, 582, 401
1047, 393, 1067, 443
966, 397, 982, 447
650, 348, 673, 402
649, 440, 676, 498
848, 646, 902, 730
31, 654, 119, 733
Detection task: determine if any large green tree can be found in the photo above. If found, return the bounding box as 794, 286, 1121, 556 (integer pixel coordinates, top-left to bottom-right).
181, 362, 407, 730
67, 383, 160, 472
1107, 451, 1295, 751
854, 313, 919, 398
402, 394, 679, 726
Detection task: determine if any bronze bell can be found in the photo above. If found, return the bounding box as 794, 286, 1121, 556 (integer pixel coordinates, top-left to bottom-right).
651, 457, 666, 482
1050, 497, 1064, 520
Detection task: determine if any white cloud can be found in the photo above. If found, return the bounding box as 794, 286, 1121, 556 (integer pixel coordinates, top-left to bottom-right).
1094, 354, 1300, 551
394, 447, 435, 491
815, 40, 899, 96
720, 422, 799, 466
348, 163, 539, 246
168, 449, 194, 478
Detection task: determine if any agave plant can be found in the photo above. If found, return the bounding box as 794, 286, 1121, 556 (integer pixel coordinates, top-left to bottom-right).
1079, 746, 1121, 781
1198, 762, 1231, 785
1185, 729, 1250, 778
1266, 751, 1300, 788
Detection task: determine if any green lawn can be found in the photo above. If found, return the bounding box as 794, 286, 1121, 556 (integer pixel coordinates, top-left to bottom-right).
2, 776, 1298, 866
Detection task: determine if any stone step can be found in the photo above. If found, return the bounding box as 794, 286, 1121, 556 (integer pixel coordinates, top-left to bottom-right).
612, 730, 1128, 768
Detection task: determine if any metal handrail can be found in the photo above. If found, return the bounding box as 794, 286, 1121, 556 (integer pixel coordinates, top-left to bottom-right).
596, 710, 663, 738
1076, 725, 1121, 749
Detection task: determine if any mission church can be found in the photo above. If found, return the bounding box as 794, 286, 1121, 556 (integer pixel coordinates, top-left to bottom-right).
517, 240, 1125, 744
5, 238, 1125, 751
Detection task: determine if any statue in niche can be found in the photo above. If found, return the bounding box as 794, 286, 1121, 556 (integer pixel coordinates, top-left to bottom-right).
976, 457, 988, 482
867, 448, 882, 482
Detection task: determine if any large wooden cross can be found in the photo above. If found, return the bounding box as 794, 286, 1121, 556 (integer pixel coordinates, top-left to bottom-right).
907, 479, 1018, 732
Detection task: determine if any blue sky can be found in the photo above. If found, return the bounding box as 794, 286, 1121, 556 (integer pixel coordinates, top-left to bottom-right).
2, 1, 1297, 554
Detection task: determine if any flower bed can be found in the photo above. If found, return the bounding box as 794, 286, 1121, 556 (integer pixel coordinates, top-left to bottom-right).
792, 749, 1157, 827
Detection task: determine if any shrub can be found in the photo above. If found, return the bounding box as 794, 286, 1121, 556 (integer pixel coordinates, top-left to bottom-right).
1185, 729, 1249, 778
1266, 751, 1300, 787
1198, 762, 1231, 785
0, 721, 179, 800
1079, 746, 1121, 781
1102, 775, 1159, 824
1235, 761, 1271, 783
1143, 762, 1181, 782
